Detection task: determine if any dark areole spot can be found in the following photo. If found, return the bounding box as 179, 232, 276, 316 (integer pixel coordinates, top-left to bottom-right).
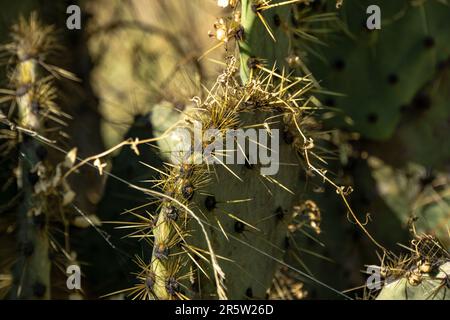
28, 171, 40, 186
22, 241, 34, 257
33, 282, 47, 298
235, 25, 245, 41
165, 205, 179, 221
204, 195, 217, 211
423, 36, 435, 49
273, 14, 281, 28
234, 221, 245, 233
367, 113, 378, 124
33, 213, 46, 229
325, 98, 336, 107
284, 236, 290, 249
182, 182, 194, 201
387, 73, 399, 85
35, 145, 48, 160
333, 59, 345, 71
246, 56, 260, 70
145, 274, 155, 290
165, 277, 180, 296
412, 92, 432, 111
283, 130, 294, 145
275, 206, 284, 221
154, 244, 169, 260
246, 287, 253, 298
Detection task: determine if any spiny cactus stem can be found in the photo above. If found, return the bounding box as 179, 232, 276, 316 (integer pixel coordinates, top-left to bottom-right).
11, 57, 51, 300
146, 161, 226, 300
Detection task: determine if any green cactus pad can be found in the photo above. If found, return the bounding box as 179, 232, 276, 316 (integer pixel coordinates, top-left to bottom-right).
308, 0, 450, 140
239, 0, 291, 82
188, 112, 302, 299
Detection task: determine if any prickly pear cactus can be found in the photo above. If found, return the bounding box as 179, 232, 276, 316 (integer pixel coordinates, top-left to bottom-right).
144, 60, 308, 299
125, 0, 333, 300
363, 52, 450, 169
307, 0, 450, 140
365, 62, 450, 249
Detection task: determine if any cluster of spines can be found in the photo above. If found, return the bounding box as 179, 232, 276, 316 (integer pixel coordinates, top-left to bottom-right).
370, 233, 449, 300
